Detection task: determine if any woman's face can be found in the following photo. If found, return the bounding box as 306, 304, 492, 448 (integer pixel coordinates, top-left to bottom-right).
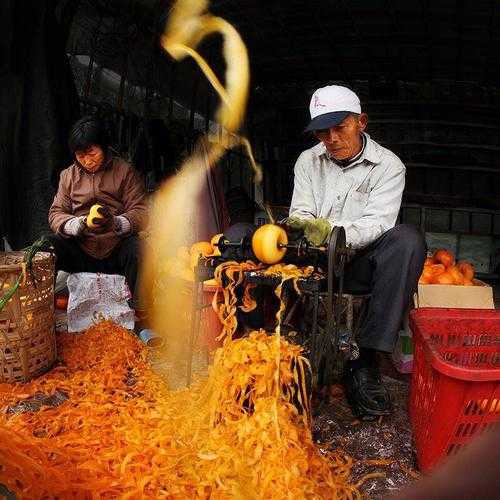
75, 144, 105, 172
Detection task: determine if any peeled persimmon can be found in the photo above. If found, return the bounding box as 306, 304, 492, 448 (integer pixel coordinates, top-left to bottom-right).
433, 249, 455, 268
424, 257, 435, 267
252, 224, 288, 264
457, 261, 474, 281
432, 272, 456, 285
463, 279, 474, 286
86, 203, 104, 229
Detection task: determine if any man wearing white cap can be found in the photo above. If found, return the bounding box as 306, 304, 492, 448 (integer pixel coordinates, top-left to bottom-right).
288, 85, 426, 420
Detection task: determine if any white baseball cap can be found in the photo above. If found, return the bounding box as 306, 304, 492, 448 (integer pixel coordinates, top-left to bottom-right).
305, 85, 361, 132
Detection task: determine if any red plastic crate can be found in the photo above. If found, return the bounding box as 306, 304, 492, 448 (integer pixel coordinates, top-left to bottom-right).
409, 308, 500, 471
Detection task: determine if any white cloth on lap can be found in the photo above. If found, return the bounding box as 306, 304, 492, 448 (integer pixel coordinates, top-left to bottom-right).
67, 272, 134, 332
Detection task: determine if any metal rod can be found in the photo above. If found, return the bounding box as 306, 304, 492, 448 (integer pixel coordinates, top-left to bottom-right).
83, 14, 103, 100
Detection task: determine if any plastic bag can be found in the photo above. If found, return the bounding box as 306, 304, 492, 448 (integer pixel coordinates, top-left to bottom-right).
392, 323, 414, 374
67, 273, 134, 333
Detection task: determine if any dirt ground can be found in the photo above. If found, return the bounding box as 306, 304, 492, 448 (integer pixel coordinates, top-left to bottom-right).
313, 372, 418, 499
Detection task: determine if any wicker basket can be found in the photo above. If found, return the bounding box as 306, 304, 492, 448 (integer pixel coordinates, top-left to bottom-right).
0, 251, 56, 383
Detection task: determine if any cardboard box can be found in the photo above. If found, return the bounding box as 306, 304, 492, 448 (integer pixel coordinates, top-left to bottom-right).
415, 279, 494, 309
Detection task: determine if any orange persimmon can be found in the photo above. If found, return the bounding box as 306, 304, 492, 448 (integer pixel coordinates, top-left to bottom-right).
448, 265, 465, 285
427, 263, 446, 276
419, 275, 431, 285
432, 272, 456, 285
419, 266, 434, 283
419, 263, 446, 285
424, 257, 435, 267
457, 261, 474, 281
433, 249, 455, 268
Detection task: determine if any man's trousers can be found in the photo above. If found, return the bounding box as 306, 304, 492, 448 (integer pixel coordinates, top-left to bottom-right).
342, 224, 426, 353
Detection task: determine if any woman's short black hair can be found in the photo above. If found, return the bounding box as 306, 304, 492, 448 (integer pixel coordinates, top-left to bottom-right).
68, 115, 109, 154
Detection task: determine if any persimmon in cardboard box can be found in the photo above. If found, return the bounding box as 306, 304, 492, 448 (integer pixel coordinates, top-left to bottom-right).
415, 279, 494, 309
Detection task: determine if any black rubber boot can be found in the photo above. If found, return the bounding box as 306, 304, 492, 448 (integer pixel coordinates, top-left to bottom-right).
343, 364, 392, 421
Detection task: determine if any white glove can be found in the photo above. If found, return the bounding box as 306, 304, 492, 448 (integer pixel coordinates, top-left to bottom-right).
114, 215, 131, 236
63, 216, 86, 237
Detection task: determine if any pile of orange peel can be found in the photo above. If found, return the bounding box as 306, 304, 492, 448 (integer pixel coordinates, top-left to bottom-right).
0, 317, 373, 499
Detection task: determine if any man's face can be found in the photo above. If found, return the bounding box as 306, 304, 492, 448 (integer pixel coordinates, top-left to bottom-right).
75, 144, 105, 173
314, 113, 367, 161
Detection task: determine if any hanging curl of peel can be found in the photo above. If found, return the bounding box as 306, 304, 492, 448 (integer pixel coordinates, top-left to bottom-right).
162, 0, 246, 132
161, 0, 261, 181
143, 0, 263, 343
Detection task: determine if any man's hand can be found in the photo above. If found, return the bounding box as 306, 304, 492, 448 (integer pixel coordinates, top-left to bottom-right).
281, 217, 307, 242
304, 218, 331, 246
282, 217, 307, 231
282, 217, 332, 245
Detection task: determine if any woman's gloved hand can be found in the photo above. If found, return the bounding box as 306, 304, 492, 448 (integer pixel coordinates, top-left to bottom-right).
87, 205, 113, 232
63, 216, 87, 237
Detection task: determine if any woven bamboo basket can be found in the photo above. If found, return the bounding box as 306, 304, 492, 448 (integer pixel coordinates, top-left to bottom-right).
0, 251, 56, 383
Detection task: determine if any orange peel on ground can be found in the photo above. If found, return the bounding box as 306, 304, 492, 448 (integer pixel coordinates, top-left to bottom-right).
0, 321, 367, 499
